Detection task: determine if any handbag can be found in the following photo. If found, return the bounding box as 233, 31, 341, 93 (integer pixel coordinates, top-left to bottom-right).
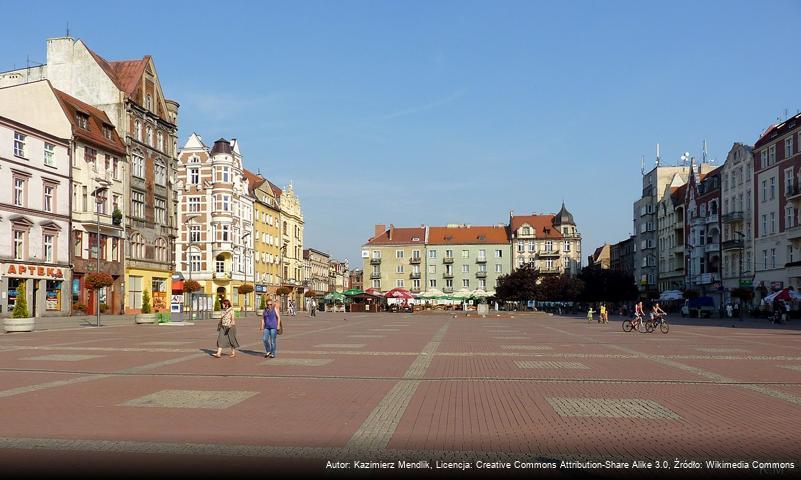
277, 324, 283, 335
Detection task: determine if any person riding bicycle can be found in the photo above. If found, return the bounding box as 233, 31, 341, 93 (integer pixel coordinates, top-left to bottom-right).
651, 302, 666, 322
633, 301, 645, 328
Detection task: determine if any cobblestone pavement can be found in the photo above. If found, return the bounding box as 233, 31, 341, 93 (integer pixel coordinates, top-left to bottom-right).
1, 312, 800, 477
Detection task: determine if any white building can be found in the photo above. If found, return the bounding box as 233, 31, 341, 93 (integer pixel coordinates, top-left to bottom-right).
720, 143, 754, 301
0, 82, 72, 317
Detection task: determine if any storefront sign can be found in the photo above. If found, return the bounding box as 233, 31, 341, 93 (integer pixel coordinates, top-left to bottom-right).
256, 284, 267, 293
739, 280, 753, 288
46, 289, 61, 311
5, 264, 65, 279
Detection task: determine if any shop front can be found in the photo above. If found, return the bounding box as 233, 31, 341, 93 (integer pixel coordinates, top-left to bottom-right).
2, 263, 71, 317
125, 268, 172, 314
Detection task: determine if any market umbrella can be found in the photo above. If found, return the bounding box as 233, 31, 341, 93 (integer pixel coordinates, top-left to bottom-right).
323, 291, 346, 301
471, 289, 490, 298
452, 288, 472, 299
385, 288, 414, 299
659, 290, 684, 301
421, 288, 444, 299
764, 288, 801, 303
365, 288, 383, 296
343, 288, 364, 296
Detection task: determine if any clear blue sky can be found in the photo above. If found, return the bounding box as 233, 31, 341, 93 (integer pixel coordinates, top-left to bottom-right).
2, 1, 800, 266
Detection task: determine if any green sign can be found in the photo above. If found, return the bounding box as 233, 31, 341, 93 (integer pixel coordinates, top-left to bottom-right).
739, 280, 753, 288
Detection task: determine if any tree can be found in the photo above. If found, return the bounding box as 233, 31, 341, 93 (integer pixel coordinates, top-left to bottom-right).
578, 267, 639, 303
494, 265, 539, 302
535, 274, 585, 302
12, 282, 29, 318
85, 272, 114, 290
141, 289, 152, 314
214, 296, 221, 311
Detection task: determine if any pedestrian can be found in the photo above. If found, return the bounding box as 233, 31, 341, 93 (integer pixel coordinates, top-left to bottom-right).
587, 306, 595, 323
599, 304, 607, 324
726, 303, 733, 318
212, 299, 239, 358
288, 299, 296, 316
310, 298, 317, 317
261, 296, 282, 358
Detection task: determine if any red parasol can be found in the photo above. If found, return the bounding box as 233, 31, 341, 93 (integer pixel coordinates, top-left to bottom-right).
385, 288, 414, 299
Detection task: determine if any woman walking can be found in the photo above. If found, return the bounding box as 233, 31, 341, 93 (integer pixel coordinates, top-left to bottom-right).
212, 299, 240, 358
261, 296, 282, 358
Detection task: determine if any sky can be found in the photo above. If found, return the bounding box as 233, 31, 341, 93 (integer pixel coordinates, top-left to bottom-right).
2, 0, 800, 267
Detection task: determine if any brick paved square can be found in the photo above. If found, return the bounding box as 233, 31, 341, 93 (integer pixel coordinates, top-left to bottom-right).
546, 397, 680, 419
348, 335, 386, 338
140, 342, 193, 346
501, 345, 553, 350
696, 348, 749, 353
779, 365, 801, 372
262, 358, 333, 366
22, 354, 104, 362
515, 360, 589, 369
314, 343, 365, 348
121, 389, 257, 409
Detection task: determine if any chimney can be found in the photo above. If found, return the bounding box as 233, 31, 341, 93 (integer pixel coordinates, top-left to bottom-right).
388, 224, 395, 240
374, 224, 386, 238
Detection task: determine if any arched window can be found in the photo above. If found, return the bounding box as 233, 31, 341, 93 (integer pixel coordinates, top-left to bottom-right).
157, 131, 164, 152
131, 233, 145, 258
146, 94, 153, 111
155, 237, 168, 263
135, 120, 142, 141
155, 159, 166, 186
146, 126, 153, 146
283, 221, 288, 235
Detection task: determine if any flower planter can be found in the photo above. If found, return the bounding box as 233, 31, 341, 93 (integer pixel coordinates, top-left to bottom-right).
135, 313, 158, 324
3, 317, 35, 333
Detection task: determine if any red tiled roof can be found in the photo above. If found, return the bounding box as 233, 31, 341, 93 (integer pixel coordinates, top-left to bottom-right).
242, 168, 266, 196
428, 225, 509, 245
52, 88, 126, 155
267, 180, 282, 198
510, 214, 563, 239
111, 58, 150, 96
365, 227, 426, 246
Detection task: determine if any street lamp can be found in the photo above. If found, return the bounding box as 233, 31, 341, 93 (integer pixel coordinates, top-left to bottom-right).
734, 230, 746, 321
185, 214, 199, 320
91, 179, 111, 327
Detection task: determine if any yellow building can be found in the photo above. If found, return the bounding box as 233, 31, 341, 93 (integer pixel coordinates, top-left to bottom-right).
362, 225, 427, 293
245, 170, 282, 308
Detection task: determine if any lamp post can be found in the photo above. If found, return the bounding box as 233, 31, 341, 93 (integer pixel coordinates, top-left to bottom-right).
734, 230, 746, 321
92, 179, 111, 327
185, 214, 199, 320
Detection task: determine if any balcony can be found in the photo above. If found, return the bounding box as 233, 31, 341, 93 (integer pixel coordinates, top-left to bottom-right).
721, 239, 744, 251
704, 243, 720, 254
213, 241, 233, 253
409, 272, 421, 279
409, 257, 421, 264
674, 266, 684, 272
538, 250, 560, 258
787, 183, 801, 201
673, 245, 685, 254
475, 257, 487, 264
443, 287, 454, 294
443, 272, 454, 279
476, 271, 487, 278
721, 211, 744, 224
370, 257, 381, 265
705, 214, 719, 225
538, 267, 561, 274
443, 257, 454, 264
370, 272, 381, 280
787, 224, 801, 241
695, 272, 718, 285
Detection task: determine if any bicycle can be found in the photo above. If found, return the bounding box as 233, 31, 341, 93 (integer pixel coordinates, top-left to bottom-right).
622, 314, 646, 333
645, 313, 669, 334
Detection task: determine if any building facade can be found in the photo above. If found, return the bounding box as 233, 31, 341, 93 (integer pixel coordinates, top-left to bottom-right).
588, 243, 611, 269
426, 225, 511, 294
176, 135, 254, 308
362, 225, 427, 293
754, 113, 801, 294
720, 143, 755, 301
279, 183, 305, 309
510, 204, 582, 276
0, 100, 72, 317
246, 170, 282, 306
684, 165, 722, 306
304, 248, 331, 294
656, 183, 687, 292
610, 236, 635, 275
349, 269, 363, 291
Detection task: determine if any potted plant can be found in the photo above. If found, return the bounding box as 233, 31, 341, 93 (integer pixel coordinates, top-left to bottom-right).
85, 271, 113, 317
211, 296, 223, 320
112, 208, 123, 226
237, 284, 254, 312
136, 289, 158, 324
4, 282, 33, 332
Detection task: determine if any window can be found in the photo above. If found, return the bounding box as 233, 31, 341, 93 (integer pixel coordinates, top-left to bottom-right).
517, 241, 525, 253
763, 250, 768, 269
44, 143, 55, 166
771, 248, 776, 269
396, 279, 404, 288
770, 177, 775, 200
478, 279, 486, 289
788, 245, 794, 264
786, 137, 793, 159
155, 160, 166, 186
44, 234, 54, 263
73, 231, 82, 257
146, 126, 153, 146
372, 280, 381, 289
396, 265, 404, 274
771, 212, 776, 234
190, 168, 199, 185
13, 229, 25, 260
522, 226, 531, 235
762, 180, 767, 201
413, 279, 421, 289
155, 198, 166, 225
478, 249, 486, 259
769, 145, 776, 165
189, 253, 201, 272
76, 113, 89, 129
13, 177, 25, 206
545, 241, 553, 252
132, 191, 145, 219
190, 225, 201, 243
787, 206, 795, 229
462, 264, 469, 273
155, 238, 168, 263
494, 249, 502, 258
762, 215, 767, 235
43, 184, 54, 212
14, 132, 26, 157
82, 185, 88, 212
111, 237, 119, 262
461, 249, 469, 258
564, 241, 571, 252
396, 250, 404, 258
216, 195, 231, 212
131, 233, 145, 258
135, 120, 142, 141
412, 249, 420, 259
188, 197, 201, 212
478, 263, 487, 272
132, 154, 144, 178
220, 225, 230, 242
528, 240, 535, 252
216, 166, 231, 183
146, 94, 153, 111
128, 276, 143, 309
760, 149, 767, 169
216, 255, 226, 273
429, 279, 437, 288
112, 158, 120, 180
463, 279, 470, 288
429, 250, 437, 259
495, 264, 503, 273
428, 265, 437, 274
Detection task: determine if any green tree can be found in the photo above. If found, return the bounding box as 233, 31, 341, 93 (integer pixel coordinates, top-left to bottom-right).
535, 274, 585, 302
12, 282, 29, 318
494, 265, 539, 302
141, 289, 152, 314
214, 296, 221, 311
578, 267, 639, 303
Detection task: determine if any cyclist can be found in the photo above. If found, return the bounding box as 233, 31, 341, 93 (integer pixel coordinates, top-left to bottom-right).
633, 301, 645, 329
651, 302, 667, 326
